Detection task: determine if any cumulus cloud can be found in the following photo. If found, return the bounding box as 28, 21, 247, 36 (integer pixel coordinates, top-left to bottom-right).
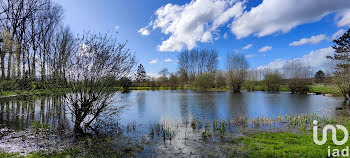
231, 0, 350, 39
164, 58, 173, 62
337, 9, 350, 27
332, 29, 345, 39
242, 44, 253, 50
289, 34, 327, 46
144, 0, 244, 51
257, 47, 334, 70
142, 0, 350, 51
259, 46, 272, 52
138, 28, 150, 36
149, 59, 158, 64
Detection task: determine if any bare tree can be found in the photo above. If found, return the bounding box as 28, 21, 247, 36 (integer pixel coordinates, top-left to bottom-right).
65, 32, 136, 135
159, 68, 169, 86
283, 60, 312, 94
244, 69, 259, 91
50, 26, 75, 84
226, 53, 249, 93
178, 49, 218, 82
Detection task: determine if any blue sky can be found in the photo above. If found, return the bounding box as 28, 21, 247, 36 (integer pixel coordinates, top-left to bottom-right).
57, 0, 350, 77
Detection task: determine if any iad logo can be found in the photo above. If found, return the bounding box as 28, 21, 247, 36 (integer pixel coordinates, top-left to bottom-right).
313, 120, 348, 145
313, 120, 350, 157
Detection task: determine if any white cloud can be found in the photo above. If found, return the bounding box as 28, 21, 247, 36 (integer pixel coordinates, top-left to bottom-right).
115, 25, 120, 31
245, 54, 254, 58
337, 9, 350, 27
147, 73, 161, 78
242, 44, 253, 50
138, 28, 150, 36
289, 34, 327, 46
149, 59, 158, 64
223, 33, 228, 39
257, 47, 334, 70
259, 46, 272, 52
143, 0, 350, 51
164, 58, 173, 62
145, 0, 244, 51
332, 29, 345, 39
231, 0, 350, 39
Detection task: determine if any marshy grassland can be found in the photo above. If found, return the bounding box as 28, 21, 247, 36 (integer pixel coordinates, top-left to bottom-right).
0, 114, 346, 157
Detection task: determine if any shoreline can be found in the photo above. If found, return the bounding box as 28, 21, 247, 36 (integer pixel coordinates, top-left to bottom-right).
0, 84, 341, 98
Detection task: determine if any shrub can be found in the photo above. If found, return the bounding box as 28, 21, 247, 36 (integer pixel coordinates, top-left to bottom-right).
193, 73, 215, 90
264, 71, 283, 92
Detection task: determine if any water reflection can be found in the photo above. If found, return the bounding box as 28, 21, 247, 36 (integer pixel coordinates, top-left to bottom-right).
0, 96, 70, 131
178, 90, 189, 122
0, 90, 346, 131
136, 91, 146, 117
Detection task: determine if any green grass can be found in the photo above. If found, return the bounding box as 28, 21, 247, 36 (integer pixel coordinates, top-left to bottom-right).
0, 150, 81, 158
228, 120, 350, 158
250, 85, 289, 92
309, 84, 340, 95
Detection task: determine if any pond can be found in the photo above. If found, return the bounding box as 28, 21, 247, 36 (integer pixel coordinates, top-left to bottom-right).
0, 90, 348, 131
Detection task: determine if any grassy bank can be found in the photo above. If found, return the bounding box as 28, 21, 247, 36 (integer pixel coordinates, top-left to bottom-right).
0, 84, 340, 97
225, 120, 350, 157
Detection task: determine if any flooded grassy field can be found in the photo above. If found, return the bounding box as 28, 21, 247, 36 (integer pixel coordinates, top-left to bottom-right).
0, 90, 348, 157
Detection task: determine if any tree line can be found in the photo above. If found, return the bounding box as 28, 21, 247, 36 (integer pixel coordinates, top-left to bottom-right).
134, 49, 318, 94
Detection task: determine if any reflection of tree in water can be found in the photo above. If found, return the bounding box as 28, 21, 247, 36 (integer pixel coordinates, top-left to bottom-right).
192, 91, 217, 122
227, 92, 247, 119
178, 90, 189, 123
0, 96, 69, 131
136, 91, 146, 117
283, 94, 311, 114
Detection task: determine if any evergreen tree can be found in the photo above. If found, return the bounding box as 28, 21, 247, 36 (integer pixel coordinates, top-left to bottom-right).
135, 64, 146, 83
314, 70, 325, 83
327, 28, 350, 100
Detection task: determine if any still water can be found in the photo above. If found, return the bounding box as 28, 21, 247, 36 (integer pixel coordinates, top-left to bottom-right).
0, 90, 347, 130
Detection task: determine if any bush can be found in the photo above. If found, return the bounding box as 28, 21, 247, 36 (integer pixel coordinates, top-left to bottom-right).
119, 77, 132, 92
193, 73, 215, 90
264, 71, 283, 92
214, 71, 226, 88
287, 78, 312, 94
0, 80, 17, 91
244, 80, 257, 91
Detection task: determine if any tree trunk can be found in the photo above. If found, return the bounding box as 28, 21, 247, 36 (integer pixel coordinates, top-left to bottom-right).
41, 54, 45, 80
26, 48, 31, 78
16, 48, 21, 78
74, 116, 84, 135
22, 48, 26, 78
32, 49, 36, 78
7, 53, 12, 79
0, 53, 5, 79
